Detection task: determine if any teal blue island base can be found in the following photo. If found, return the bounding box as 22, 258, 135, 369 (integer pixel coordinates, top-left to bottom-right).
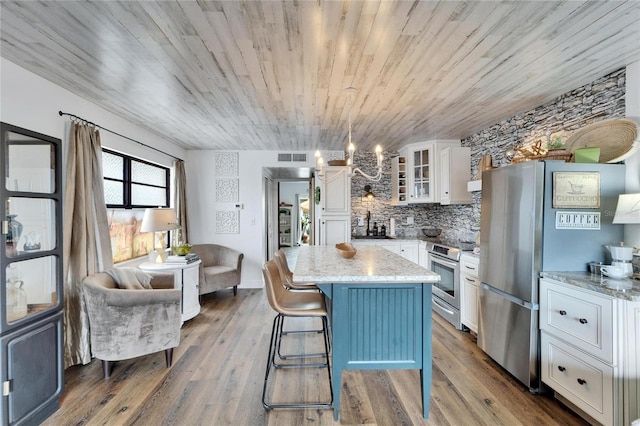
317, 282, 433, 421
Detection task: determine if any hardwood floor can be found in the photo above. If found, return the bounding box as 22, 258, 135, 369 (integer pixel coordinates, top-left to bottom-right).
43, 288, 588, 426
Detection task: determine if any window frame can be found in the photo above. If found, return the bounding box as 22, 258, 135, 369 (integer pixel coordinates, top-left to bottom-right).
102, 148, 170, 209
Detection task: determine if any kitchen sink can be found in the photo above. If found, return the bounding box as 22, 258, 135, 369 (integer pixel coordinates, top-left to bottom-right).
352, 235, 394, 239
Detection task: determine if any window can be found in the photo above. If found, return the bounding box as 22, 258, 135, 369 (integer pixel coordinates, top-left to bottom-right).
102, 149, 170, 263
102, 149, 170, 208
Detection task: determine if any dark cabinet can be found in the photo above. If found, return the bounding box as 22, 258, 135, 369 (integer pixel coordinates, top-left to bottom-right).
1, 123, 63, 425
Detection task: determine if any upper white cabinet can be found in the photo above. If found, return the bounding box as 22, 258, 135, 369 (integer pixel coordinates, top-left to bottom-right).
396, 140, 470, 204
440, 147, 472, 205
319, 166, 350, 215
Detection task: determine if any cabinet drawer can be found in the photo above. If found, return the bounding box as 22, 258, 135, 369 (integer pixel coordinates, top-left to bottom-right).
540, 280, 614, 363
541, 332, 613, 426
460, 257, 479, 277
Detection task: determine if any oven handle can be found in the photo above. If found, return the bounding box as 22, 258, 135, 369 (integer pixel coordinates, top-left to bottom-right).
429, 253, 458, 269
432, 297, 456, 315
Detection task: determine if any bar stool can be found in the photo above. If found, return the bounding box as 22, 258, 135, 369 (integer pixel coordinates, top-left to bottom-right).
274, 249, 318, 291
261, 259, 332, 410
273, 249, 326, 349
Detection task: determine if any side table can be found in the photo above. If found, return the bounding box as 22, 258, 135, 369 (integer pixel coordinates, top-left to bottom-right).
139, 260, 201, 323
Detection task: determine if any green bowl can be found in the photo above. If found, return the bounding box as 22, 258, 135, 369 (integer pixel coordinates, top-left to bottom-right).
171, 244, 192, 256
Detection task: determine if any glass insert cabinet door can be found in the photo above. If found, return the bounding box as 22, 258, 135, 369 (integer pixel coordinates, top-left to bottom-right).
1, 122, 62, 331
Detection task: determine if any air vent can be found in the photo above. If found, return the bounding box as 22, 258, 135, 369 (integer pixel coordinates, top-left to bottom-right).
277, 153, 307, 162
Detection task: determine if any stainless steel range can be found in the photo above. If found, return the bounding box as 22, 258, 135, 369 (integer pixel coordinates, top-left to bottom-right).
426, 242, 463, 330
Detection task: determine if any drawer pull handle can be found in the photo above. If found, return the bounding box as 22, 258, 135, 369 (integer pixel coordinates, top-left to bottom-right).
579, 318, 588, 324
577, 378, 587, 385
557, 366, 566, 372
559, 310, 567, 316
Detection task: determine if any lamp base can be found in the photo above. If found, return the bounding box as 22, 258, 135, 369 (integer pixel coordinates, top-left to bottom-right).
154, 231, 168, 263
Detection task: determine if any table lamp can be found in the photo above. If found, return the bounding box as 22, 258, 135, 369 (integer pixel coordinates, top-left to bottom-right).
612, 193, 640, 224
140, 208, 178, 263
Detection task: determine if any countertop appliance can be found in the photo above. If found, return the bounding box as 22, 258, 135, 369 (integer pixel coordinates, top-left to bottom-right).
478, 161, 625, 392
426, 242, 463, 330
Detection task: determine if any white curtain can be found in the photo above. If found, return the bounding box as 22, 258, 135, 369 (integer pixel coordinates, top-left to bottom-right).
174, 159, 189, 243
62, 122, 113, 367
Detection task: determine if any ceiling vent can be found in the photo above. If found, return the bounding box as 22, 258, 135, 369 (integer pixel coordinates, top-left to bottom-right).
277, 153, 307, 162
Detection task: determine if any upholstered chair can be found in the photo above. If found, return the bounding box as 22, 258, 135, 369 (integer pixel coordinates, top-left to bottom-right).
82, 271, 182, 379
190, 244, 244, 296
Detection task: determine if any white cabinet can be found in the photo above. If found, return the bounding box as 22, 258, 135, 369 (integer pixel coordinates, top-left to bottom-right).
440, 147, 472, 205
399, 241, 419, 264
139, 260, 201, 323
318, 216, 351, 246
316, 166, 351, 245
278, 206, 292, 247
319, 166, 350, 215
391, 155, 408, 206
540, 278, 640, 425
403, 140, 465, 204
460, 253, 479, 333
351, 240, 420, 265
418, 241, 429, 268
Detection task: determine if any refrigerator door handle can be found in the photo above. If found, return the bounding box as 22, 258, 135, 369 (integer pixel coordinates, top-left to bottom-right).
481, 283, 539, 311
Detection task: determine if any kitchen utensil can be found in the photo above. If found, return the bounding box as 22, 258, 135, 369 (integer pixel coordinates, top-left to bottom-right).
605, 243, 634, 262
421, 227, 442, 237
601, 265, 627, 279
611, 261, 633, 277
588, 261, 604, 275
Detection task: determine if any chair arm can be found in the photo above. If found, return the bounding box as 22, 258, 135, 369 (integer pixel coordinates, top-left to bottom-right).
84, 282, 181, 308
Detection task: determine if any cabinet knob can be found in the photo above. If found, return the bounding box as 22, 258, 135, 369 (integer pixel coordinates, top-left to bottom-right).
559, 310, 567, 316
557, 366, 566, 372
577, 378, 587, 385
579, 318, 588, 324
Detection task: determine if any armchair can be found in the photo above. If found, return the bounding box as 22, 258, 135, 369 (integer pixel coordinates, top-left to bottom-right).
82, 271, 182, 379
190, 244, 244, 296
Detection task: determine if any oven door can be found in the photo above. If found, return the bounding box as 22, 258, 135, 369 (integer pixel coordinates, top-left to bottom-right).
428, 252, 460, 309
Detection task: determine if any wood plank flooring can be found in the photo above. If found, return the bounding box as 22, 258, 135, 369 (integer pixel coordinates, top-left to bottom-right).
43, 288, 588, 426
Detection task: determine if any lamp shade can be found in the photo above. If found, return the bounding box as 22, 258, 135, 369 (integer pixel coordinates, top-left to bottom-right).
140, 208, 178, 232
612, 193, 640, 224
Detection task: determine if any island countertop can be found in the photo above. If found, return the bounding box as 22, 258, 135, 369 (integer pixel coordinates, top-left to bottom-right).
293, 245, 440, 284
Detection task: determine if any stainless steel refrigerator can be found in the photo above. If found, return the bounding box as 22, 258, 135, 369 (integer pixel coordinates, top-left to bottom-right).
477, 160, 625, 392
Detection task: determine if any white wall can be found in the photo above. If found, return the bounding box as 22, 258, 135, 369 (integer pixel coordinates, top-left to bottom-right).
0, 58, 184, 167
279, 181, 309, 205
186, 151, 315, 288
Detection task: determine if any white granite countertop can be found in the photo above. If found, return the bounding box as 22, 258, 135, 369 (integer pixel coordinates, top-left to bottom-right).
293, 245, 440, 284
541, 271, 640, 302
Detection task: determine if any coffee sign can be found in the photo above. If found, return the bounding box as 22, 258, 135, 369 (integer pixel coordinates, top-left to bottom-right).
552, 172, 600, 208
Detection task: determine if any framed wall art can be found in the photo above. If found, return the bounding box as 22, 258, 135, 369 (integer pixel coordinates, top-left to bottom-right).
552, 172, 600, 209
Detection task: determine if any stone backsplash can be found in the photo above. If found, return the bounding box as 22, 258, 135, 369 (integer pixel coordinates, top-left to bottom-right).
350, 67, 626, 246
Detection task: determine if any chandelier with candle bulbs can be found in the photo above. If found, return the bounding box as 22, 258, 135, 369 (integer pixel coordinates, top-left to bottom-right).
315, 87, 383, 182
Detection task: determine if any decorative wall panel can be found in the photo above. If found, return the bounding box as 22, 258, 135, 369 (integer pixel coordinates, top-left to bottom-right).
215, 178, 239, 203
215, 210, 239, 234
214, 152, 238, 177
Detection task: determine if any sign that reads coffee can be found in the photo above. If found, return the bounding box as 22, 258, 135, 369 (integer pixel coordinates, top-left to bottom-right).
552, 172, 600, 209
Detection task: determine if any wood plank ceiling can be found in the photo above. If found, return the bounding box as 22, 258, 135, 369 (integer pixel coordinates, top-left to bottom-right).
1, 1, 639, 152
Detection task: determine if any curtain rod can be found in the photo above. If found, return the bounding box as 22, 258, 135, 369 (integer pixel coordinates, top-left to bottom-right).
58, 110, 183, 161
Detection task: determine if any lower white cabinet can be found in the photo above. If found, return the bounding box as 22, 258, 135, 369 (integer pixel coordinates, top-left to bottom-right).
317, 216, 350, 245
460, 253, 479, 333
540, 278, 640, 425
351, 240, 420, 265
399, 241, 419, 264
139, 260, 201, 323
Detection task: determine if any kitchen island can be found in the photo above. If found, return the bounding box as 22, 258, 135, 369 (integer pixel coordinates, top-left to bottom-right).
293, 245, 440, 421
